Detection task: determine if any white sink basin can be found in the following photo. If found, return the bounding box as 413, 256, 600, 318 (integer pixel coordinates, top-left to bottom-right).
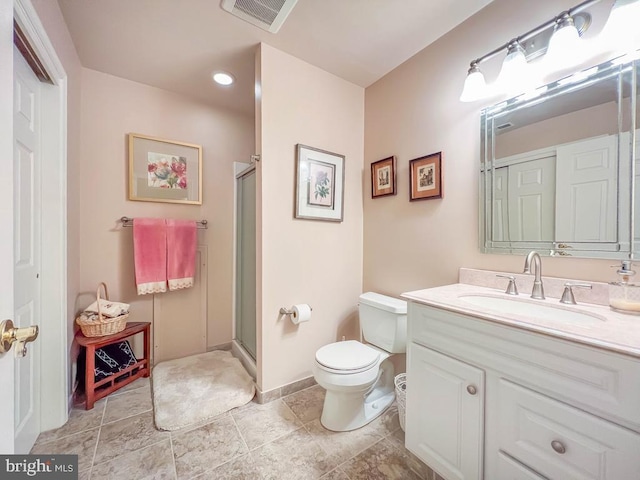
457, 294, 604, 324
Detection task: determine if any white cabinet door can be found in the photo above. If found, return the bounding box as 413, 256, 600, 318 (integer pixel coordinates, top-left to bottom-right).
556, 135, 617, 243
406, 343, 484, 480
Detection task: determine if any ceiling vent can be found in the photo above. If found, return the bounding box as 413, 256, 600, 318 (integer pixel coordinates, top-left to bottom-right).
221, 0, 299, 33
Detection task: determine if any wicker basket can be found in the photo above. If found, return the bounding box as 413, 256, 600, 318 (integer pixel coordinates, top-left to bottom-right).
76, 283, 129, 337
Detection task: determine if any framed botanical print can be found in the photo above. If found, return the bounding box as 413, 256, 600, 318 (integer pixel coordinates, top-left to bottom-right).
295, 144, 345, 222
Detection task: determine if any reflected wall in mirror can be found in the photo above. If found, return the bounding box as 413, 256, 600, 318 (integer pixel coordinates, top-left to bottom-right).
480, 56, 638, 259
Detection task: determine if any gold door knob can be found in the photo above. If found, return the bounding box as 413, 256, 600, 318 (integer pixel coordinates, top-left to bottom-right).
0, 319, 39, 355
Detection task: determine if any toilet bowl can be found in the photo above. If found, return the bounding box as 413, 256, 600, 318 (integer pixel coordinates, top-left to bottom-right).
313, 292, 407, 432
313, 340, 396, 431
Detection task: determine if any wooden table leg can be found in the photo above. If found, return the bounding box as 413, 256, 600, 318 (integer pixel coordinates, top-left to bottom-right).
85, 345, 96, 410
143, 324, 150, 377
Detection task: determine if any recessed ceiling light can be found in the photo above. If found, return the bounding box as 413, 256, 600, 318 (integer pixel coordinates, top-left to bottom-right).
212, 72, 235, 86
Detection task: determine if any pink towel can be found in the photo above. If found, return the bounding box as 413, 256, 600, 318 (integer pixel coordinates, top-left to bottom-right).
133, 218, 168, 295
166, 219, 197, 291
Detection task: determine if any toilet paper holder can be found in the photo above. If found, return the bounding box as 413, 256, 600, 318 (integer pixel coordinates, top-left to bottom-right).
279, 306, 313, 315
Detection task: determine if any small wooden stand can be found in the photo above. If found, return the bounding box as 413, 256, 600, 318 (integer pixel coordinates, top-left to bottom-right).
75, 322, 151, 409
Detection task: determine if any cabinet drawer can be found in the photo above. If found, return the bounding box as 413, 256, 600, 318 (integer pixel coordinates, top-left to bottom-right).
496, 452, 546, 480
498, 379, 640, 480
408, 302, 640, 429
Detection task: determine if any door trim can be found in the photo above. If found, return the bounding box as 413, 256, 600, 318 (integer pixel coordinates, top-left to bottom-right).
14, 0, 68, 431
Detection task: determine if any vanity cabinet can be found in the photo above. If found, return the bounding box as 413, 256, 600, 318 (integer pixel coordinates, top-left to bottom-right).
405, 301, 640, 480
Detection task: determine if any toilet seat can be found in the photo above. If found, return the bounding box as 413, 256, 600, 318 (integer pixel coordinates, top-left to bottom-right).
315, 340, 380, 374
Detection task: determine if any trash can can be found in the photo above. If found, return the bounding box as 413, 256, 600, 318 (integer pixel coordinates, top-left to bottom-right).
394, 373, 407, 432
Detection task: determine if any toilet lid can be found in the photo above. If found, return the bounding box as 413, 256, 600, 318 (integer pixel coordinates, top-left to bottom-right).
315, 340, 380, 372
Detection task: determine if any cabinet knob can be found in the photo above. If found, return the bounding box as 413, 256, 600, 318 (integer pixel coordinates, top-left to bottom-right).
551, 440, 566, 454
466, 385, 477, 395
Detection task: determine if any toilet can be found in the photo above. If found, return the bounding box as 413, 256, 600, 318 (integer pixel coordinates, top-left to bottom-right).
313, 292, 407, 432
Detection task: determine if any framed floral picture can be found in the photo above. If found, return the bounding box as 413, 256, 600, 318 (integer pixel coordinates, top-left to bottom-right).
295, 144, 345, 222
371, 156, 396, 198
128, 133, 202, 205
410, 152, 443, 201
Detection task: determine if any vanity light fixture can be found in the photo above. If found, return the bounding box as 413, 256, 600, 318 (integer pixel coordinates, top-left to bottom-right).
460, 0, 640, 102
212, 71, 235, 86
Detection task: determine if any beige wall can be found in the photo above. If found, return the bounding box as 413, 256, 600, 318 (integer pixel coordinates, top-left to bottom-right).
78, 68, 254, 350
257, 44, 364, 392
363, 0, 618, 296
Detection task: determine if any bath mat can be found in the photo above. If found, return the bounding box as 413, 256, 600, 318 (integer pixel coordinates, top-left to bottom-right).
152, 350, 255, 431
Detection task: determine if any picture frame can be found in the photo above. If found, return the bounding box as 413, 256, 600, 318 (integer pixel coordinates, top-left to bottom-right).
295, 144, 345, 222
371, 156, 396, 198
128, 133, 202, 205
409, 152, 443, 201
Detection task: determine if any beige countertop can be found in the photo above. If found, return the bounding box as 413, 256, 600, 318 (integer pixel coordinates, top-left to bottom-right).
402, 282, 640, 359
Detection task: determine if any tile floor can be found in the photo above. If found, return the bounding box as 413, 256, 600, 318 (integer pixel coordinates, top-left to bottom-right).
32, 378, 444, 480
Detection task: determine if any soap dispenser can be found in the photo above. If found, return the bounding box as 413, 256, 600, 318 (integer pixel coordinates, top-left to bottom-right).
609, 260, 640, 314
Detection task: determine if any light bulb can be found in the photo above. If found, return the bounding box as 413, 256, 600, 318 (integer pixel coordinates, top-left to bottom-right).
495, 41, 538, 97
460, 65, 488, 102
544, 14, 584, 72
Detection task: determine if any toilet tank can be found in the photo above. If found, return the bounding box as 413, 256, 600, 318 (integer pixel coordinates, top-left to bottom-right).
358, 292, 407, 354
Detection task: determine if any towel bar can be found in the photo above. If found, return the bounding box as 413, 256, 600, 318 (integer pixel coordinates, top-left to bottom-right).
119, 216, 208, 229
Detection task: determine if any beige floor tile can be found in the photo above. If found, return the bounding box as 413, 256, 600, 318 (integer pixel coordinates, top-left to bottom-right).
91, 439, 175, 480
282, 385, 326, 424
36, 399, 106, 444
102, 386, 152, 424
172, 415, 247, 480
340, 437, 427, 480
232, 399, 302, 450
192, 453, 263, 480
31, 428, 99, 472
252, 427, 338, 480
94, 411, 169, 465
320, 467, 350, 479
111, 376, 151, 395
304, 418, 385, 464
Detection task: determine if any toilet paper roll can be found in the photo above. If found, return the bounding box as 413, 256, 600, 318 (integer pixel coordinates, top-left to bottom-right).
291, 304, 311, 324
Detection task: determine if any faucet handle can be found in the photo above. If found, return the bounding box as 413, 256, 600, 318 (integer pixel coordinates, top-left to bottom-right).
496, 274, 519, 295
560, 282, 592, 305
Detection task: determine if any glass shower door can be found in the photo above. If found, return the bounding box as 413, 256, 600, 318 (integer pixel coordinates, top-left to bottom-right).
235, 168, 256, 359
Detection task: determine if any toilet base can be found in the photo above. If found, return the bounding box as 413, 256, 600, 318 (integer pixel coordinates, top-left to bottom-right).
320, 387, 395, 432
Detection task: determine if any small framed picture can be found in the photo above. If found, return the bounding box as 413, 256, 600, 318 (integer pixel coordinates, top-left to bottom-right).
295, 144, 345, 222
410, 152, 443, 201
128, 133, 202, 205
371, 156, 396, 198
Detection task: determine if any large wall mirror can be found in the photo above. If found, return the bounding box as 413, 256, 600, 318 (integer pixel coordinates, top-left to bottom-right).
480, 56, 639, 259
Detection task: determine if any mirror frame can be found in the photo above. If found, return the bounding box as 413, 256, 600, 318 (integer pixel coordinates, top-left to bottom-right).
479, 56, 637, 260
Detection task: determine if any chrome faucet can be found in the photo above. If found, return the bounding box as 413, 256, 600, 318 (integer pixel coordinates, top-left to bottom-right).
523, 251, 545, 299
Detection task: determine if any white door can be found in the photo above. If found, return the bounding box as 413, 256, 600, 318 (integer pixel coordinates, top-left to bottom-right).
0, 0, 15, 454
406, 344, 484, 480
507, 156, 556, 242
556, 135, 618, 243
492, 167, 509, 242
12, 46, 42, 454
